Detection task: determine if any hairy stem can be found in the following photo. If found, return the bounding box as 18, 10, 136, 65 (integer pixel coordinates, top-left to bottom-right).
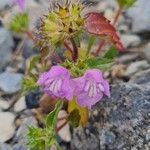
94, 6, 123, 56
64, 41, 74, 60
70, 38, 78, 62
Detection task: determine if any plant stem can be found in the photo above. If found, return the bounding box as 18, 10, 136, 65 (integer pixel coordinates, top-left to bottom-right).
58, 116, 68, 121
25, 31, 37, 43
113, 6, 123, 26
64, 41, 74, 60
56, 120, 68, 133
64, 41, 73, 53
94, 6, 123, 56
70, 38, 78, 62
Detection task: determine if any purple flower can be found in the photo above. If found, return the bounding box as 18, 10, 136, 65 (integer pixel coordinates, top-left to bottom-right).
14, 0, 25, 11
73, 69, 110, 108
37, 66, 74, 100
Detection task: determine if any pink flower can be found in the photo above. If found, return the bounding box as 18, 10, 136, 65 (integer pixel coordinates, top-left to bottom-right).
14, 0, 25, 11
37, 66, 74, 100
73, 69, 110, 109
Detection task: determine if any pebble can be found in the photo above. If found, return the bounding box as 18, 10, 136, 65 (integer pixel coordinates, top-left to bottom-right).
0, 0, 13, 10
0, 28, 14, 71
14, 116, 37, 150
0, 99, 10, 110
0, 72, 23, 94
25, 90, 40, 109
0, 112, 15, 142
0, 143, 11, 150
57, 110, 71, 142
121, 34, 141, 48
126, 60, 149, 76
126, 0, 150, 33
141, 42, 150, 62
14, 97, 26, 112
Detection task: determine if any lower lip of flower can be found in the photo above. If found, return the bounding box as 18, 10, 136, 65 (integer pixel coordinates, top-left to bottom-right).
84, 81, 104, 98
47, 78, 62, 94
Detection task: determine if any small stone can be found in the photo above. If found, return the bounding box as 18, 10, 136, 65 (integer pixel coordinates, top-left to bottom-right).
0, 28, 14, 71
126, 0, 150, 33
22, 39, 38, 59
117, 53, 139, 64
0, 143, 11, 150
0, 99, 10, 110
0, 112, 15, 142
126, 60, 149, 76
14, 97, 26, 112
99, 130, 116, 146
130, 69, 150, 87
141, 42, 150, 62
0, 72, 23, 94
57, 110, 71, 142
0, 0, 13, 10
121, 34, 141, 48
15, 116, 37, 149
25, 90, 40, 109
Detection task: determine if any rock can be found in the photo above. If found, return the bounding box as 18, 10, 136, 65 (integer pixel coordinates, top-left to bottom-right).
0, 112, 15, 142
0, 28, 14, 71
141, 42, 150, 62
14, 116, 38, 149
130, 69, 150, 87
117, 52, 140, 64
0, 143, 11, 150
14, 97, 26, 112
0, 72, 23, 94
121, 34, 141, 48
0, 99, 10, 110
70, 83, 150, 150
25, 90, 40, 109
126, 0, 150, 33
0, 0, 13, 10
126, 60, 149, 76
22, 39, 38, 59
12, 144, 26, 150
57, 110, 71, 142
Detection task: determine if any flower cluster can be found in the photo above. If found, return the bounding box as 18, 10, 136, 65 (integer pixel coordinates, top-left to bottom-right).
37, 66, 110, 108
40, 1, 83, 45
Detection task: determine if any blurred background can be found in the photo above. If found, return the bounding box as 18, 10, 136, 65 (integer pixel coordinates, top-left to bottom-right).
0, 0, 150, 150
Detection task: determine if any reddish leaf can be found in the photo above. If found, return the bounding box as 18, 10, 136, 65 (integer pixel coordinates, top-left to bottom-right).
84, 12, 124, 51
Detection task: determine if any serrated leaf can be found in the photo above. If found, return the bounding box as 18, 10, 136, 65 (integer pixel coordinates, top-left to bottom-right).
9, 13, 29, 33
87, 36, 96, 55
116, 0, 136, 8
104, 46, 118, 59
86, 57, 113, 71
68, 109, 81, 127
21, 77, 38, 95
68, 97, 89, 126
84, 12, 124, 51
47, 101, 63, 128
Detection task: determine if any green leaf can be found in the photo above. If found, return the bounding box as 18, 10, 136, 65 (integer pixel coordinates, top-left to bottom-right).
104, 46, 118, 59
47, 101, 63, 128
21, 77, 38, 95
68, 109, 81, 127
87, 36, 96, 56
28, 55, 40, 73
86, 57, 113, 71
9, 13, 29, 33
116, 0, 136, 8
